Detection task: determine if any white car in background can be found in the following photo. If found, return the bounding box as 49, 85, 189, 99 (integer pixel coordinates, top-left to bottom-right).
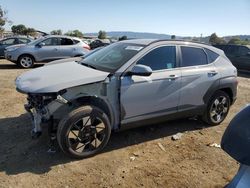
4, 35, 90, 68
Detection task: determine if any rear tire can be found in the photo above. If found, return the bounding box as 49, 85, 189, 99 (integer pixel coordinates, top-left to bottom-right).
18, 55, 35, 68
57, 105, 111, 159
202, 90, 230, 125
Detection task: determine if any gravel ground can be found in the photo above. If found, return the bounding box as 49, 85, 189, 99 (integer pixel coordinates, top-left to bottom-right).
0, 59, 249, 188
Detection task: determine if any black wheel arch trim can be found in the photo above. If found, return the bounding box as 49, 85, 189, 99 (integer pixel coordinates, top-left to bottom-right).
70, 96, 115, 129
203, 76, 237, 105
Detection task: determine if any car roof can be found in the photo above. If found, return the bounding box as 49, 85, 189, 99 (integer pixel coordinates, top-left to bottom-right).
120, 39, 224, 55
1, 36, 32, 40
44, 35, 81, 41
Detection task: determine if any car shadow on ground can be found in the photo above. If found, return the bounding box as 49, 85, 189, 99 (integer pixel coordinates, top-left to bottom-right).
238, 71, 250, 78
0, 63, 43, 69
0, 113, 210, 175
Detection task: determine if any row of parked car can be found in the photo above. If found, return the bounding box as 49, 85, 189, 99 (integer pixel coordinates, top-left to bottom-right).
0, 35, 111, 68
1, 35, 249, 71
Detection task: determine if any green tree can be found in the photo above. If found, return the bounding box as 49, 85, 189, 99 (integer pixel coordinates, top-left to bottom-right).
0, 6, 11, 33
228, 37, 241, 45
118, 35, 127, 41
98, 30, 107, 39
25, 27, 36, 36
228, 37, 250, 45
65, 30, 83, 38
11, 24, 27, 35
171, 35, 176, 39
50, 29, 62, 35
209, 33, 226, 45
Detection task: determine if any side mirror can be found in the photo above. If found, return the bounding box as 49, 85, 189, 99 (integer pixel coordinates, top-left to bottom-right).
37, 42, 45, 47
127, 64, 152, 76
247, 52, 250, 56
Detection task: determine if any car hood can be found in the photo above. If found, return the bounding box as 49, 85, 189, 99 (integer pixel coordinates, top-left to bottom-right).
15, 61, 109, 93
5, 44, 26, 50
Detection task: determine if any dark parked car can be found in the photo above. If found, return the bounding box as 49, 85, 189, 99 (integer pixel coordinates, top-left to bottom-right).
89, 39, 110, 49
0, 37, 32, 57
214, 44, 250, 71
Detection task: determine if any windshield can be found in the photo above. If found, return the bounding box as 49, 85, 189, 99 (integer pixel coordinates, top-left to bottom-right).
81, 42, 145, 73
28, 37, 45, 45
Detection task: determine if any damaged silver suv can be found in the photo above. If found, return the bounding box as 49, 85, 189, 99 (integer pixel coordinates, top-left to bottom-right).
16, 39, 238, 158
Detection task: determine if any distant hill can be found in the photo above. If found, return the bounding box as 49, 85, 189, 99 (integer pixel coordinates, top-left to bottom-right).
85, 31, 250, 43
85, 31, 173, 39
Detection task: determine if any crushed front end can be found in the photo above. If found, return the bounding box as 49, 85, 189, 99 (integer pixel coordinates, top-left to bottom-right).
23, 92, 67, 138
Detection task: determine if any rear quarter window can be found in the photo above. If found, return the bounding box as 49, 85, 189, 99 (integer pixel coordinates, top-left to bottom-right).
73, 39, 80, 44
205, 49, 219, 63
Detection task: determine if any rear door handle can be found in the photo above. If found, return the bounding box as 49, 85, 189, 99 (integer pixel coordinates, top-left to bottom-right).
208, 71, 218, 77
54, 48, 58, 51
167, 75, 179, 81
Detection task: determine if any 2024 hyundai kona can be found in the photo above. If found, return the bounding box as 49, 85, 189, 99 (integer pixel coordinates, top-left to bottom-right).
15, 39, 237, 158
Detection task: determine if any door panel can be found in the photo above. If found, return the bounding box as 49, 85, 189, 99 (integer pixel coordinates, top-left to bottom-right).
178, 46, 220, 111
120, 45, 181, 124
57, 38, 75, 58
179, 64, 219, 111
34, 38, 61, 61
121, 69, 181, 122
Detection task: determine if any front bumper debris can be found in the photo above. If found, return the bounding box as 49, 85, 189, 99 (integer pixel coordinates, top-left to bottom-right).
24, 93, 66, 139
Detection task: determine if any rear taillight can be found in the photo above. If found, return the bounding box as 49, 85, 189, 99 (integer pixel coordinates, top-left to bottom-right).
83, 46, 90, 50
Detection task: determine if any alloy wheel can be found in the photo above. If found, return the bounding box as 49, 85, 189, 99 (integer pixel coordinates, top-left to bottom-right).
67, 114, 106, 154
20, 56, 33, 68
209, 96, 229, 124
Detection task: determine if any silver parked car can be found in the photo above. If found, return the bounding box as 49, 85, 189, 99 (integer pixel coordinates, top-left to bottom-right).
0, 37, 32, 57
5, 35, 89, 68
15, 39, 237, 158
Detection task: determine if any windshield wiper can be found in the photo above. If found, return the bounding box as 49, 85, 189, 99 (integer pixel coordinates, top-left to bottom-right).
81, 62, 97, 70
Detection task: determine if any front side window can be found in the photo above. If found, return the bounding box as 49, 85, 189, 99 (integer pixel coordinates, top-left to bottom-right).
137, 46, 176, 71
238, 46, 250, 56
41, 38, 60, 46
226, 46, 239, 55
181, 46, 207, 67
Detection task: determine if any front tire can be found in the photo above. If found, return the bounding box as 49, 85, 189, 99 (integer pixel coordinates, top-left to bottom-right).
57, 106, 111, 159
18, 55, 34, 68
203, 90, 230, 125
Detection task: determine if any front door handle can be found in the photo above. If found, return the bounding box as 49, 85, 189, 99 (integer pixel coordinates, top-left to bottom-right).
208, 71, 218, 77
167, 75, 179, 81
54, 48, 58, 51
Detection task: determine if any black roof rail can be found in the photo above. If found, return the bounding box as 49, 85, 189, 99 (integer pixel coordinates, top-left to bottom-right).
148, 39, 211, 46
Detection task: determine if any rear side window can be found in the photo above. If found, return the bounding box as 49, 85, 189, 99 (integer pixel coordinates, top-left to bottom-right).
205, 49, 219, 63
60, 38, 74, 45
19, 38, 30, 44
137, 46, 176, 71
181, 47, 208, 67
2, 38, 15, 45
42, 38, 60, 46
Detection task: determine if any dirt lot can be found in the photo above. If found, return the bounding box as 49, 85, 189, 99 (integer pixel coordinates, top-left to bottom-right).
0, 59, 249, 188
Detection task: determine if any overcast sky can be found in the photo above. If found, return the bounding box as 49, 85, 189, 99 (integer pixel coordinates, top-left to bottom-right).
1, 0, 250, 36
